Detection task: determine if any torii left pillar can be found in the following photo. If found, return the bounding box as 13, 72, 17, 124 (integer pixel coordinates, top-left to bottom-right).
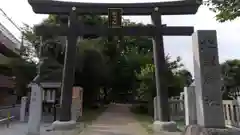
151, 7, 178, 132
52, 7, 78, 130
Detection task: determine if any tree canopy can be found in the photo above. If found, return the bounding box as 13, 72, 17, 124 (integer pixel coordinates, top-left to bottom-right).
206, 0, 240, 22
221, 59, 240, 99
18, 14, 194, 108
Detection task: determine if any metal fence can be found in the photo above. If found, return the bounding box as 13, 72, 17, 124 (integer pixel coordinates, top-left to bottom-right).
169, 99, 185, 121
0, 104, 20, 120
170, 99, 240, 128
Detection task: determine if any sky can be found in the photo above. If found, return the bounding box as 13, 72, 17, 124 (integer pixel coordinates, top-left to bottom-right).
1, 0, 240, 75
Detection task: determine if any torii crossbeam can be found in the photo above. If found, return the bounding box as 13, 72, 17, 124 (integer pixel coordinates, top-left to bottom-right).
35, 25, 194, 36
28, 0, 200, 15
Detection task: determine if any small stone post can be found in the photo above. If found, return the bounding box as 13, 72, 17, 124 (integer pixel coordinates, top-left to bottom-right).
20, 96, 27, 122
237, 96, 240, 113
71, 87, 79, 121
184, 84, 197, 125
179, 92, 184, 111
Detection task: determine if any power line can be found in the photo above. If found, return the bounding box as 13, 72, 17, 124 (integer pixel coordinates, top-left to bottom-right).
0, 8, 22, 32
0, 7, 24, 55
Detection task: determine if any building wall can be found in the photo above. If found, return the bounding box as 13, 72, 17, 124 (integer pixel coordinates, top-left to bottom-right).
0, 91, 17, 106
0, 53, 11, 65
0, 67, 16, 106
0, 20, 20, 107
0, 22, 21, 55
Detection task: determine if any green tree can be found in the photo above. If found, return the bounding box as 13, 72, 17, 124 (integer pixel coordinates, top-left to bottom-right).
221, 59, 240, 99
176, 69, 193, 87
21, 15, 108, 106
206, 0, 240, 22
135, 56, 187, 100
135, 56, 191, 114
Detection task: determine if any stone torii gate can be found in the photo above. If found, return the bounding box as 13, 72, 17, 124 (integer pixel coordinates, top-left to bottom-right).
28, 0, 200, 131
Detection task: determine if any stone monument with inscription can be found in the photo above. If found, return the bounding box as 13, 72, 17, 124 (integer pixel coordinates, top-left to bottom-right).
182, 30, 240, 135
193, 30, 225, 128
27, 83, 42, 135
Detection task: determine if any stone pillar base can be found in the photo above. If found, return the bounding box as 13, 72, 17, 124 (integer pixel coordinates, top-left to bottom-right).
153, 121, 178, 132
52, 120, 76, 130
182, 125, 240, 135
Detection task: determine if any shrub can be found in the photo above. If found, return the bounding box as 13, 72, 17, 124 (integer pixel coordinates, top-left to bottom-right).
90, 103, 101, 109
130, 103, 148, 114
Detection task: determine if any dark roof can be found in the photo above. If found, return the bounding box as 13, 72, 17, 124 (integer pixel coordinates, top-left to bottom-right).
40, 69, 62, 82
33, 57, 63, 83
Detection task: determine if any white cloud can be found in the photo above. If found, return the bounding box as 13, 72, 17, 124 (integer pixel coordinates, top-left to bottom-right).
1, 0, 240, 75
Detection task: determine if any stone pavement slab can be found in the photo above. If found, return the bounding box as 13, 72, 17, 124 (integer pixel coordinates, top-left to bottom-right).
153, 131, 181, 135
0, 121, 83, 135
79, 104, 150, 135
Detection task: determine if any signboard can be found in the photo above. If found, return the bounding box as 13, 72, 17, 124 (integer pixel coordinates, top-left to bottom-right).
108, 8, 122, 28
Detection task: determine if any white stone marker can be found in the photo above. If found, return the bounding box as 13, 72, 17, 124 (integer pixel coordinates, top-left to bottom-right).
184, 84, 197, 125
192, 30, 225, 128
27, 83, 42, 135
20, 96, 27, 122
237, 96, 240, 110
47, 90, 51, 102
179, 92, 184, 111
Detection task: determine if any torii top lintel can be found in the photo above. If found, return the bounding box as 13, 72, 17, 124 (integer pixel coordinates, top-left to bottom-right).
28, 0, 201, 15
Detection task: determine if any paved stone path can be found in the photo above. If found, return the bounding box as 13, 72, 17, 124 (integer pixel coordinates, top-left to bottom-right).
79, 104, 149, 135
0, 104, 181, 135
